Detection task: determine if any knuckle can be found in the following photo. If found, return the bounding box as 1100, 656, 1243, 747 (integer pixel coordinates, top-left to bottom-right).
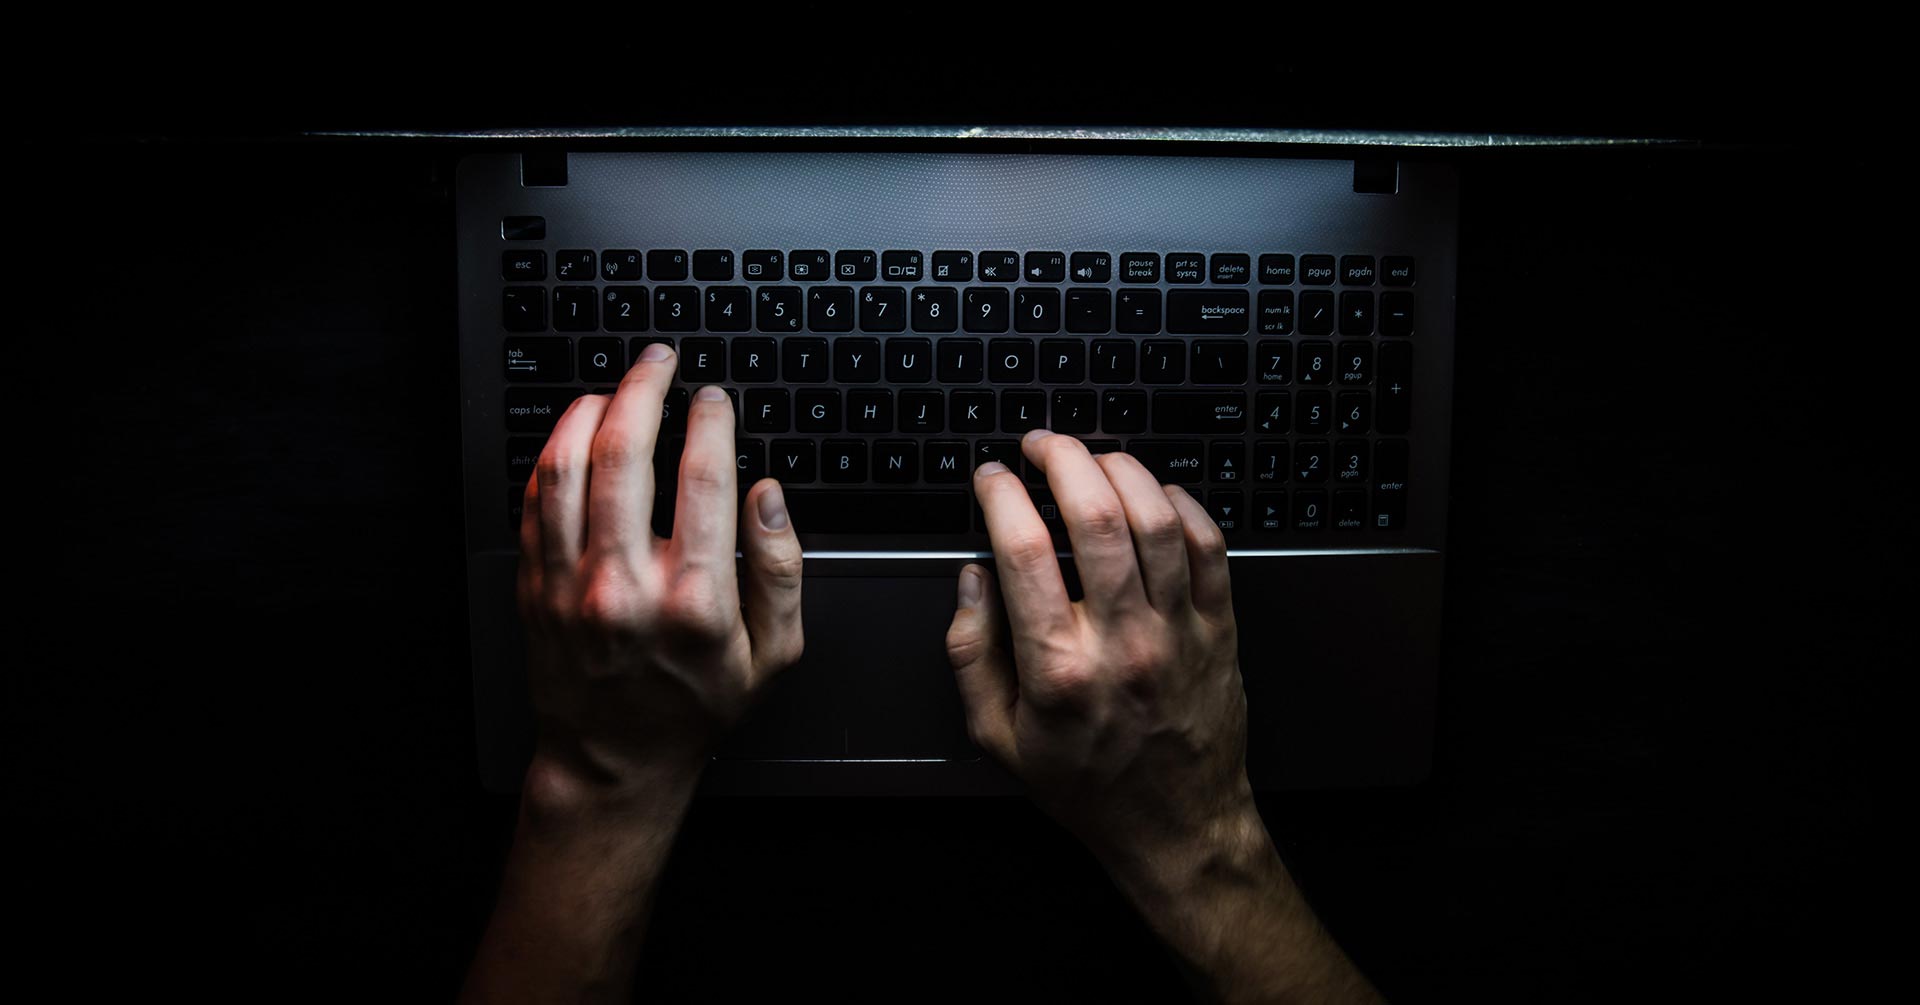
535, 447, 586, 488
1031, 662, 1096, 707
678, 449, 733, 492
757, 547, 805, 584
660, 576, 733, 641
999, 531, 1058, 573
1192, 521, 1229, 560
1074, 500, 1129, 540
945, 625, 989, 668
589, 430, 644, 471
1141, 508, 1185, 545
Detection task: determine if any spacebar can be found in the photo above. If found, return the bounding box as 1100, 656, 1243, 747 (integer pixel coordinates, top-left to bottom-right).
784, 491, 971, 534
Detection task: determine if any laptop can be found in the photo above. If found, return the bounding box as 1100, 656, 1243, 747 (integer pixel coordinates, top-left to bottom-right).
457, 140, 1455, 794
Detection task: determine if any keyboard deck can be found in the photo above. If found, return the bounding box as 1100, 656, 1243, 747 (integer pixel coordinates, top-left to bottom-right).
459, 152, 1456, 554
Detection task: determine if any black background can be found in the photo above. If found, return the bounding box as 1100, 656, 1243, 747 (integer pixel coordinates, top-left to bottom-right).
13, 24, 1896, 1002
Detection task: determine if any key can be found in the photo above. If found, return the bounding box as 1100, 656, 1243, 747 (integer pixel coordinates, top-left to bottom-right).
886, 338, 933, 383
836, 250, 877, 281
629, 336, 673, 364
912, 288, 959, 332
679, 338, 725, 383
1024, 251, 1065, 283
1340, 291, 1374, 335
1337, 391, 1371, 435
503, 250, 545, 281
796, 389, 841, 432
1382, 256, 1415, 286
1258, 290, 1295, 334
693, 249, 734, 281
881, 250, 923, 281
756, 286, 803, 332
978, 251, 1019, 282
1001, 390, 1045, 433
1066, 289, 1111, 333
647, 250, 689, 281
591, 250, 635, 282
1102, 389, 1148, 433
579, 337, 623, 383
1259, 253, 1295, 284
975, 439, 1022, 476
1167, 290, 1250, 334
1299, 291, 1335, 336
1257, 340, 1292, 384
507, 438, 545, 482
1015, 288, 1061, 332
655, 286, 699, 332
950, 389, 994, 432
1141, 341, 1185, 384
1165, 253, 1206, 283
1297, 341, 1333, 384
965, 287, 1010, 333
1125, 440, 1206, 483
1207, 490, 1243, 532
848, 389, 892, 432
1051, 389, 1097, 433
604, 288, 648, 331
1120, 252, 1160, 283
705, 286, 750, 332
1333, 490, 1367, 530
821, 440, 866, 483
783, 491, 970, 533
1152, 391, 1247, 433
1210, 442, 1244, 483
1253, 441, 1286, 482
742, 249, 783, 282
744, 389, 790, 432
660, 388, 690, 434
1297, 390, 1331, 434
931, 250, 973, 282
809, 287, 855, 332
989, 338, 1035, 383
1378, 341, 1412, 433
1255, 490, 1287, 532
770, 440, 816, 483
556, 250, 595, 280
924, 440, 969, 482
553, 287, 597, 332
504, 337, 571, 382
783, 337, 829, 382
1039, 339, 1086, 383
834, 337, 882, 383
1211, 253, 1251, 285
1116, 289, 1162, 334
1380, 291, 1414, 336
1334, 440, 1369, 484
860, 287, 908, 332
1300, 254, 1335, 285
504, 388, 582, 433
1372, 439, 1409, 530
938, 338, 984, 383
1083, 440, 1122, 454
503, 287, 546, 331
900, 390, 944, 433
1255, 390, 1289, 434
736, 439, 766, 484
1091, 340, 1136, 384
1294, 440, 1330, 482
873, 439, 918, 483
1293, 490, 1327, 531
1190, 340, 1249, 384
789, 250, 829, 282
1070, 252, 1112, 283
1339, 342, 1374, 384
1341, 256, 1376, 286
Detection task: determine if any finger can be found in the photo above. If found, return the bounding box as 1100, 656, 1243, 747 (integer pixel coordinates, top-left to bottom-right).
668, 386, 739, 575
973, 461, 1075, 650
1096, 451, 1192, 613
536, 393, 611, 579
1022, 429, 1147, 620
516, 478, 543, 620
945, 564, 1016, 763
585, 342, 677, 555
740, 478, 804, 679
1163, 486, 1234, 619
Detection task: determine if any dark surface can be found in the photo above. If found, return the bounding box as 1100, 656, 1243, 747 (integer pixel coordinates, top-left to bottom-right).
15, 92, 1893, 1002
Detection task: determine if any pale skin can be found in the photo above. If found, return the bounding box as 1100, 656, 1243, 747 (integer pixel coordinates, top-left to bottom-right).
461, 342, 1381, 1004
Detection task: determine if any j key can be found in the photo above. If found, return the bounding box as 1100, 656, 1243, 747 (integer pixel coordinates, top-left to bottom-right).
989, 338, 1035, 383
938, 338, 984, 383
1167, 290, 1250, 334
1141, 341, 1185, 384
1297, 342, 1334, 384
507, 438, 545, 481
1211, 253, 1251, 285
769, 440, 816, 483
783, 491, 970, 533
951, 390, 994, 432
1340, 291, 1374, 335
809, 287, 855, 332
836, 250, 877, 281
821, 440, 867, 483
789, 250, 829, 282
503, 287, 546, 331
756, 286, 803, 332
925, 440, 969, 482
591, 250, 634, 282
1165, 253, 1206, 284
1024, 251, 1065, 283
1208, 490, 1244, 532
1257, 341, 1292, 384
978, 251, 1019, 282
1210, 442, 1244, 483
860, 287, 908, 332
704, 286, 750, 332
931, 250, 973, 282
655, 287, 699, 332
900, 389, 944, 432
796, 389, 841, 432
744, 389, 790, 432
1091, 340, 1136, 384
1039, 339, 1087, 383
1258, 290, 1295, 334
1252, 441, 1286, 482
1382, 257, 1415, 286
742, 249, 783, 281
503, 250, 545, 281
556, 250, 595, 281
1051, 389, 1097, 433
1378, 341, 1412, 434
504, 337, 571, 382
1015, 288, 1061, 333
783, 337, 829, 382
579, 337, 623, 382
1254, 391, 1290, 434
736, 439, 766, 484
1116, 289, 1162, 334
1001, 389, 1045, 433
1190, 340, 1249, 384
1341, 256, 1376, 285
1255, 490, 1287, 532
1381, 292, 1414, 336
504, 388, 582, 433
1300, 255, 1336, 285
1126, 440, 1206, 484
1120, 252, 1160, 283
1334, 440, 1369, 484
965, 288, 1011, 333
1297, 391, 1332, 435
693, 250, 734, 281
1294, 440, 1330, 482
1102, 389, 1148, 433
1070, 252, 1112, 283
680, 338, 726, 383
1333, 490, 1368, 530
1339, 342, 1374, 384
604, 288, 648, 331
834, 338, 882, 382
1372, 439, 1409, 530
882, 250, 923, 281
1258, 254, 1295, 284
886, 338, 933, 383
873, 439, 918, 483
1066, 289, 1111, 333
1293, 490, 1327, 532
1299, 291, 1335, 336
1152, 391, 1248, 433
553, 287, 597, 331
912, 288, 959, 332
647, 250, 688, 281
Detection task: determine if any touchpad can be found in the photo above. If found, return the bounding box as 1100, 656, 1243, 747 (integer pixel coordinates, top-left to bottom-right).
718, 576, 973, 761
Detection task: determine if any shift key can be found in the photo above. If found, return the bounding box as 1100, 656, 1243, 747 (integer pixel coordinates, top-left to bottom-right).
1124, 440, 1206, 484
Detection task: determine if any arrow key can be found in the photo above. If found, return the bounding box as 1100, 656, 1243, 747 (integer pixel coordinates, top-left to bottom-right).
1207, 489, 1244, 534
1210, 441, 1244, 482
1254, 491, 1287, 533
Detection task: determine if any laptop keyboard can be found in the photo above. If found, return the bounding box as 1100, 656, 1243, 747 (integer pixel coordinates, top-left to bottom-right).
498, 245, 1416, 541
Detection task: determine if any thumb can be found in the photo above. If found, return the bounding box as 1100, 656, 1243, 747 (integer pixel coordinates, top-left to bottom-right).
946, 564, 1017, 763
741, 478, 804, 679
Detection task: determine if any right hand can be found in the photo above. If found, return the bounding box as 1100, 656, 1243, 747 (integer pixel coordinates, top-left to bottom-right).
945, 429, 1258, 875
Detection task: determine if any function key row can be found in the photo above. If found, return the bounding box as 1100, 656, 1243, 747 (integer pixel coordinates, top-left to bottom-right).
502, 250, 1414, 287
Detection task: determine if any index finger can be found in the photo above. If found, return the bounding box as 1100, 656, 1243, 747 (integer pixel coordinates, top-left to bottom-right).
586, 342, 677, 555
974, 461, 1075, 649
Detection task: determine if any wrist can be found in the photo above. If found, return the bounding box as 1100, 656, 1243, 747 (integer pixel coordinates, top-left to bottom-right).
1096, 796, 1285, 910
521, 744, 705, 830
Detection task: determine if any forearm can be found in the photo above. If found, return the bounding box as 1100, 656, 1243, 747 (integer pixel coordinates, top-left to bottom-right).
1098, 806, 1382, 1005
461, 755, 701, 1005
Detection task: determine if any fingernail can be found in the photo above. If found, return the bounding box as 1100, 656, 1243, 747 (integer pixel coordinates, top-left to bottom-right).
757, 483, 790, 531
1022, 427, 1050, 445
640, 341, 673, 361
957, 566, 984, 608
976, 461, 1008, 477
695, 385, 727, 402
